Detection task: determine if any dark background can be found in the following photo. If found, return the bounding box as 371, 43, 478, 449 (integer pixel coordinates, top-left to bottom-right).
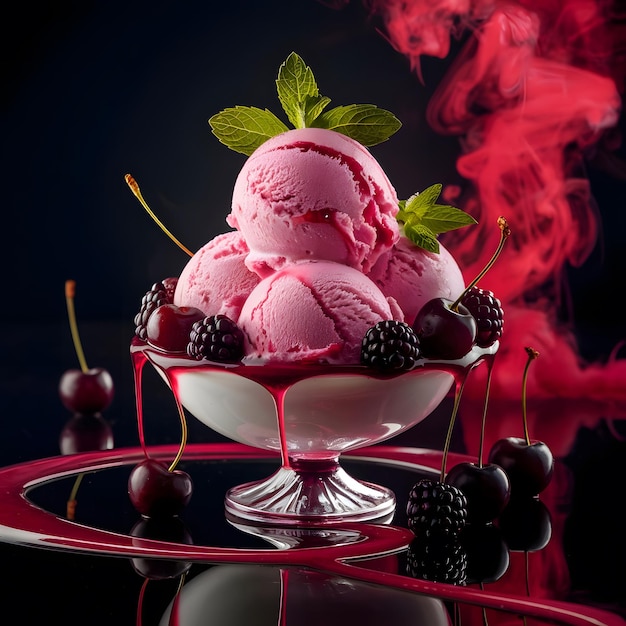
0, 5, 625, 621
1, 0, 625, 468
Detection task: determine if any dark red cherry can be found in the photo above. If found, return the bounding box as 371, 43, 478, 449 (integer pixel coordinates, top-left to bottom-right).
128, 458, 193, 518
145, 303, 205, 353
498, 496, 552, 552
59, 367, 114, 414
445, 462, 510, 525
59, 413, 114, 454
412, 298, 477, 360
129, 516, 193, 579
488, 437, 554, 497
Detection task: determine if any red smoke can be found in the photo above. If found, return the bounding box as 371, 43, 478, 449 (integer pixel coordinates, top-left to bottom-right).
328, 0, 626, 403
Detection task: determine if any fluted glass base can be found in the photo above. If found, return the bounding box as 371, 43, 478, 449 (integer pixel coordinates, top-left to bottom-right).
224, 458, 396, 525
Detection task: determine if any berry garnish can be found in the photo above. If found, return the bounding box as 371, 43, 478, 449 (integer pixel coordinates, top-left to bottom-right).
406, 479, 468, 538
405, 534, 467, 585
488, 347, 554, 497
412, 298, 477, 360
361, 320, 420, 371
59, 280, 115, 415
128, 458, 193, 518
145, 303, 206, 353
459, 286, 504, 348
134, 279, 178, 340
412, 216, 510, 359
406, 370, 472, 538
187, 315, 245, 362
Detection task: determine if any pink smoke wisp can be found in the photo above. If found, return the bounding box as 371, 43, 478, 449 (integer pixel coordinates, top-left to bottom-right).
332, 0, 626, 403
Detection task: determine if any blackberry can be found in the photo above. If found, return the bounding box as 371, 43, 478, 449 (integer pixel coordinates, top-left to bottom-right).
134, 278, 178, 340
460, 286, 503, 348
361, 320, 420, 371
406, 479, 468, 538
405, 535, 467, 585
187, 315, 245, 363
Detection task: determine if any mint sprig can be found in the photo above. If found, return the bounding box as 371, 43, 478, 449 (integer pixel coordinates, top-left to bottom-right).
397, 184, 477, 253
209, 52, 401, 155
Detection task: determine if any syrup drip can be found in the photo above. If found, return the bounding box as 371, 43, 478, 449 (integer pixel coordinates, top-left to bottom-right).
130, 336, 496, 484
131, 349, 148, 457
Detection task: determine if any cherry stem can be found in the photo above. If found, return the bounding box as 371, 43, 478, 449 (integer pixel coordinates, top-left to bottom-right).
477, 360, 495, 469
440, 374, 468, 482
65, 280, 89, 373
168, 396, 189, 472
521, 346, 539, 445
66, 472, 85, 520
136, 577, 149, 626
451, 216, 511, 311
125, 174, 194, 258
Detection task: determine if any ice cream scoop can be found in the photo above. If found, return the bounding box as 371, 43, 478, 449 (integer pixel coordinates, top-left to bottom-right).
227, 127, 400, 278
238, 260, 401, 364
368, 236, 466, 326
173, 230, 261, 321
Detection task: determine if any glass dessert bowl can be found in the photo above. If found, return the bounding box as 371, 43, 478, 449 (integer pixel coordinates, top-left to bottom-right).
131, 338, 495, 525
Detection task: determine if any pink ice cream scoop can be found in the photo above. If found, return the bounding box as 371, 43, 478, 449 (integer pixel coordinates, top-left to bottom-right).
173, 230, 261, 321
238, 260, 401, 365
368, 236, 466, 326
227, 128, 400, 278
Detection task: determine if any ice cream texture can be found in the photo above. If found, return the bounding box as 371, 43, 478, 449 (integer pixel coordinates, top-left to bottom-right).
227, 127, 400, 278
368, 236, 465, 326
173, 129, 467, 364
238, 260, 400, 364
173, 230, 260, 321
136, 52, 476, 367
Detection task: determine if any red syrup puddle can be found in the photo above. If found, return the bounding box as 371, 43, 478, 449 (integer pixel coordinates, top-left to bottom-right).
0, 444, 624, 626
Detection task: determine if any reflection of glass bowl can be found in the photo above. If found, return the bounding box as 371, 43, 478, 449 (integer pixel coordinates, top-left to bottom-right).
133, 340, 495, 525
159, 564, 452, 626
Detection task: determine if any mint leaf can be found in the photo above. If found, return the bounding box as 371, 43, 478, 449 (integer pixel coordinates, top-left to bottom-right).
211, 52, 403, 153
314, 104, 401, 146
303, 94, 332, 127
276, 52, 330, 129
208, 106, 289, 155
398, 184, 477, 252
403, 223, 441, 254
421, 204, 477, 234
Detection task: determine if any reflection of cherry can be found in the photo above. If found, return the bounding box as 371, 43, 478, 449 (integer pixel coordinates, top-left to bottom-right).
461, 523, 509, 585
498, 496, 552, 552
130, 516, 193, 580
59, 413, 113, 455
